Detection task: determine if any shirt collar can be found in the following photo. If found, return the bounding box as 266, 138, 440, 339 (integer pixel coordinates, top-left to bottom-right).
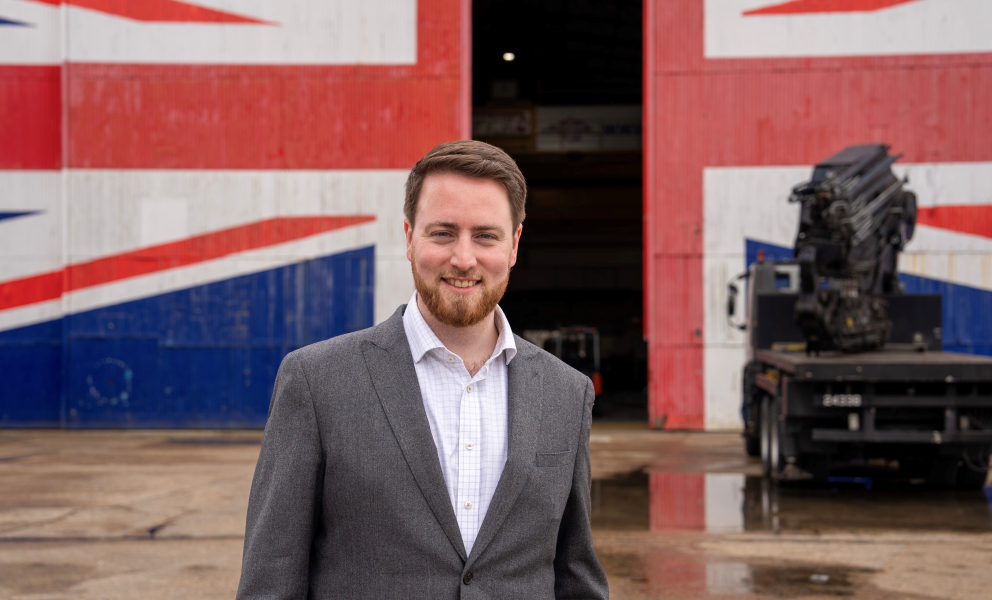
403, 292, 517, 366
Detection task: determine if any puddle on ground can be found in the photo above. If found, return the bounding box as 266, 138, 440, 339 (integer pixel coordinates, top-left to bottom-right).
597, 547, 872, 598
592, 470, 992, 535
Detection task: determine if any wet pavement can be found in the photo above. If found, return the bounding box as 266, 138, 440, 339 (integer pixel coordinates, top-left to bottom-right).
1, 425, 991, 599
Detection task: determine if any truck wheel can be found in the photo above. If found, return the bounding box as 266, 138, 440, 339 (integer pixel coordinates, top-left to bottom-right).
745, 399, 761, 457
760, 396, 783, 477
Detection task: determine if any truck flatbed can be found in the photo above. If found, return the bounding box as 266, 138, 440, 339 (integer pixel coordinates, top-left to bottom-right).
754, 347, 992, 383
748, 346, 992, 472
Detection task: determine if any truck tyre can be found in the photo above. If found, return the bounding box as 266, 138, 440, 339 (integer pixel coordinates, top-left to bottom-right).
760, 396, 783, 477
745, 400, 761, 457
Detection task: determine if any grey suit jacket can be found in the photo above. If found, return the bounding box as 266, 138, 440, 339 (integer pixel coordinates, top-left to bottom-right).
237, 306, 609, 600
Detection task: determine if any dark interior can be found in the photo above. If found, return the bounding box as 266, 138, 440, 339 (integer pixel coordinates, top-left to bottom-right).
473, 0, 645, 419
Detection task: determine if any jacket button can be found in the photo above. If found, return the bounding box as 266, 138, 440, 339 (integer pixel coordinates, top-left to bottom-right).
463, 571, 473, 585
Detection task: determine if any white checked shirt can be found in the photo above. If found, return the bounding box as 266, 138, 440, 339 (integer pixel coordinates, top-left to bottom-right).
402, 292, 516, 556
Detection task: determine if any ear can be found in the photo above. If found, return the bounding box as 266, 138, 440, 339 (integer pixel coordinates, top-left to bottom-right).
404, 219, 414, 262
509, 223, 522, 267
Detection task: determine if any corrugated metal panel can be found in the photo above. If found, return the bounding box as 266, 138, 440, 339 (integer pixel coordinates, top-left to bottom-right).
0, 66, 61, 169
0, 0, 470, 428
645, 0, 992, 430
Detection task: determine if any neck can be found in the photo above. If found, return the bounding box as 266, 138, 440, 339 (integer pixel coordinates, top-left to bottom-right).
418, 299, 500, 373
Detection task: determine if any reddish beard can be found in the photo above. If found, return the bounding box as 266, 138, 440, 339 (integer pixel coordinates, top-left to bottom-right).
411, 259, 510, 328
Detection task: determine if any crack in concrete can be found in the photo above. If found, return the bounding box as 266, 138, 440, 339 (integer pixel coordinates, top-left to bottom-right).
147, 510, 195, 539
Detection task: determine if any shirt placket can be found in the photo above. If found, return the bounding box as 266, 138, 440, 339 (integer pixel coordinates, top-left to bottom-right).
456, 366, 487, 551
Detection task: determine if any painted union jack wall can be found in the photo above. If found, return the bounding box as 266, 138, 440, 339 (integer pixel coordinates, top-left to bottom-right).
645, 0, 992, 430
0, 0, 470, 427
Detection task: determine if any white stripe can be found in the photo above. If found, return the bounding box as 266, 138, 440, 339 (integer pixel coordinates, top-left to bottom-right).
703, 162, 992, 278
67, 0, 416, 65
706, 0, 992, 59
0, 171, 62, 282
0, 0, 61, 65
0, 0, 416, 65
901, 226, 992, 291
0, 299, 62, 333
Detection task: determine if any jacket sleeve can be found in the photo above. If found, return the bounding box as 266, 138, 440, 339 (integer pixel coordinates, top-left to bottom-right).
237, 352, 325, 600
554, 378, 610, 599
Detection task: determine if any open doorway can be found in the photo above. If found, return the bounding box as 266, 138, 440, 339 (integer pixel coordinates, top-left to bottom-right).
472, 0, 645, 420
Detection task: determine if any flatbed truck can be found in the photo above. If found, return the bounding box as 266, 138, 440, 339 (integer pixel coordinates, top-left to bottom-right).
735, 261, 992, 488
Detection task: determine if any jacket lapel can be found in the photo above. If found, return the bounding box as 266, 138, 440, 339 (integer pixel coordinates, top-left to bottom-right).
466, 337, 543, 565
361, 307, 467, 562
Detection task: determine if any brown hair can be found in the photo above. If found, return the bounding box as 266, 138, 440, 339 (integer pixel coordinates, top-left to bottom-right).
404, 140, 527, 229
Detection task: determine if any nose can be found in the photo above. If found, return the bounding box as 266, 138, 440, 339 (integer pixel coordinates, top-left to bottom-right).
450, 233, 477, 271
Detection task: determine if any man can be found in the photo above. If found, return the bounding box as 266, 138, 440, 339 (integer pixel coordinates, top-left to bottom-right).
237, 140, 609, 600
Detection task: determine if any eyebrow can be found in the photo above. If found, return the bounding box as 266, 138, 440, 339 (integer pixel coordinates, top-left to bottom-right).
424, 221, 506, 235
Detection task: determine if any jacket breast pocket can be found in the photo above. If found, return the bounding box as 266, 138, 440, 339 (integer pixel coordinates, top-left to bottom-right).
535, 449, 572, 468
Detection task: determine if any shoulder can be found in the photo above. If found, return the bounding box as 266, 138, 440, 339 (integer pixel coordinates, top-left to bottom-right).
287, 327, 373, 367
282, 308, 404, 375
513, 334, 593, 398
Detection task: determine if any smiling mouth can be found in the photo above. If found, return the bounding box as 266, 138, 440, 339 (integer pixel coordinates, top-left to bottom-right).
444, 278, 480, 289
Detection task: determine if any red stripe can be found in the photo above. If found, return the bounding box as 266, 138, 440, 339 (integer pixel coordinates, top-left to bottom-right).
1, 0, 464, 170
0, 272, 64, 312
67, 0, 462, 169
0, 216, 374, 311
0, 66, 62, 169
644, 0, 992, 428
68, 69, 463, 169
27, 0, 272, 23
917, 205, 992, 240
744, 0, 920, 16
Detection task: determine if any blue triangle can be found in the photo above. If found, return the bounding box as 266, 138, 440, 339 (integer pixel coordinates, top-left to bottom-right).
0, 16, 32, 26
0, 211, 40, 223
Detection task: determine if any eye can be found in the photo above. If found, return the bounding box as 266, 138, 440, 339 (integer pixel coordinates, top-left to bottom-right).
431, 230, 454, 238
477, 233, 498, 241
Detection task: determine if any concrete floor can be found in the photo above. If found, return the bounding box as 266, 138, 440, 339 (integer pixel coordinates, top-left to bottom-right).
1, 425, 990, 599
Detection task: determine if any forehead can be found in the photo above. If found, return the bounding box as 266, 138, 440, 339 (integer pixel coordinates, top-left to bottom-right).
416, 172, 512, 225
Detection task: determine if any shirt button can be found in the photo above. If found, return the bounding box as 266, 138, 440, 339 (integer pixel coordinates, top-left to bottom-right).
465, 442, 474, 450
464, 501, 473, 509
447, 355, 455, 362
466, 385, 472, 393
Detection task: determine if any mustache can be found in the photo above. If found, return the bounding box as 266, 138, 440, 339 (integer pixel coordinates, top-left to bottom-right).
438, 269, 483, 280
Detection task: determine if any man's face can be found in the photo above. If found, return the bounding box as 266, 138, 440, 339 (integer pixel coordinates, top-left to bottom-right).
405, 172, 521, 327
